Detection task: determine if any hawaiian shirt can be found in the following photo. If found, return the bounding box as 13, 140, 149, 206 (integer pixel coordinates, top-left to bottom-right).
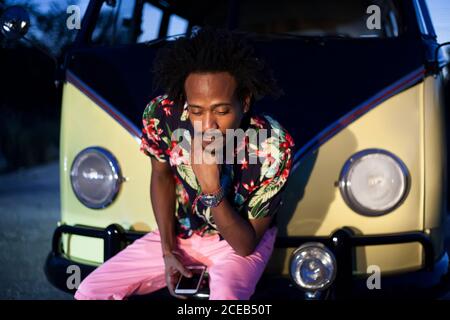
140, 95, 294, 239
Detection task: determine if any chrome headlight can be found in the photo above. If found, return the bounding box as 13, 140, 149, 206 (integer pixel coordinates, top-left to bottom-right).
290, 242, 337, 291
70, 147, 123, 209
338, 149, 410, 216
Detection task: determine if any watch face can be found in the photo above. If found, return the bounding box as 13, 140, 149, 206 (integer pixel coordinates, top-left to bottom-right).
199, 188, 224, 207
200, 195, 216, 207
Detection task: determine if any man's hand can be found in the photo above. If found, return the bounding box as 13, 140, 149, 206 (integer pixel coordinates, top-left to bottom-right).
163, 250, 193, 299
190, 136, 221, 193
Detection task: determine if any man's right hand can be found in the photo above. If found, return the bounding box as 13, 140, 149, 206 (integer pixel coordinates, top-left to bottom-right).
150, 158, 191, 298
163, 250, 193, 299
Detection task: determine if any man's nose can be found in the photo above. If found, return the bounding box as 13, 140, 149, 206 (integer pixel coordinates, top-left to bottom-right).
203, 112, 218, 131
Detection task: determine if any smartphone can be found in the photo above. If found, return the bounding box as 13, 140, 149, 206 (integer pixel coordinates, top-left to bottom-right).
174, 265, 207, 295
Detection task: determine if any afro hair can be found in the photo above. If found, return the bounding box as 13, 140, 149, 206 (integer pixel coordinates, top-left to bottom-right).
151, 26, 283, 107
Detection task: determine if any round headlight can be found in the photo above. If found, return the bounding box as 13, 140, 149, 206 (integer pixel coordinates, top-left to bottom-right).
70, 147, 123, 209
338, 149, 410, 216
290, 242, 337, 291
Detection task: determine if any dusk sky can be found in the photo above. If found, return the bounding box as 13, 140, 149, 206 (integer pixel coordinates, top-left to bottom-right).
427, 0, 450, 42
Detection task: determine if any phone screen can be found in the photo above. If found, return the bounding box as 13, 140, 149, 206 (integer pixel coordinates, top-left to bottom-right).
177, 268, 204, 290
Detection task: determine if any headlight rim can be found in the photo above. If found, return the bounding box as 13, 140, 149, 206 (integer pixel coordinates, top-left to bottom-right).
70, 146, 123, 209
289, 242, 337, 292
338, 148, 411, 217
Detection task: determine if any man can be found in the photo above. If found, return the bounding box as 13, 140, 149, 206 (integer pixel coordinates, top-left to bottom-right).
75, 27, 294, 300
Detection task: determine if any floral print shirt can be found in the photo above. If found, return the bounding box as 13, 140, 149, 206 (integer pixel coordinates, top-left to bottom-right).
140, 95, 294, 239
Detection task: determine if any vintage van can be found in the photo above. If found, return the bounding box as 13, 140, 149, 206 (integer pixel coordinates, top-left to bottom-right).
2, 0, 449, 299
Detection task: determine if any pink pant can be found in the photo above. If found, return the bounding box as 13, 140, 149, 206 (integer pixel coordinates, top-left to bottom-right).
74, 226, 277, 300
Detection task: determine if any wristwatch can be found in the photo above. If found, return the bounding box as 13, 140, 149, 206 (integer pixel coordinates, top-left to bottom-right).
199, 187, 225, 208
197, 166, 231, 208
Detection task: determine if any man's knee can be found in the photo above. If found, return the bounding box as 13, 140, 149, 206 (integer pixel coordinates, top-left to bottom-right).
74, 274, 126, 300
74, 278, 96, 300
74, 276, 99, 300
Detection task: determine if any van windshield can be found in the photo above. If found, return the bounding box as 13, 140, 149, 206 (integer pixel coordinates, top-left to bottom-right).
234, 0, 402, 38
89, 0, 403, 46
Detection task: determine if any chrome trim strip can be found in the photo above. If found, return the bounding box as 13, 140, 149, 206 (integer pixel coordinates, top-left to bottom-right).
413, 0, 429, 35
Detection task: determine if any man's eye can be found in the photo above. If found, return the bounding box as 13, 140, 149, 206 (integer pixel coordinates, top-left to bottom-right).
215, 110, 229, 115
189, 108, 202, 115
